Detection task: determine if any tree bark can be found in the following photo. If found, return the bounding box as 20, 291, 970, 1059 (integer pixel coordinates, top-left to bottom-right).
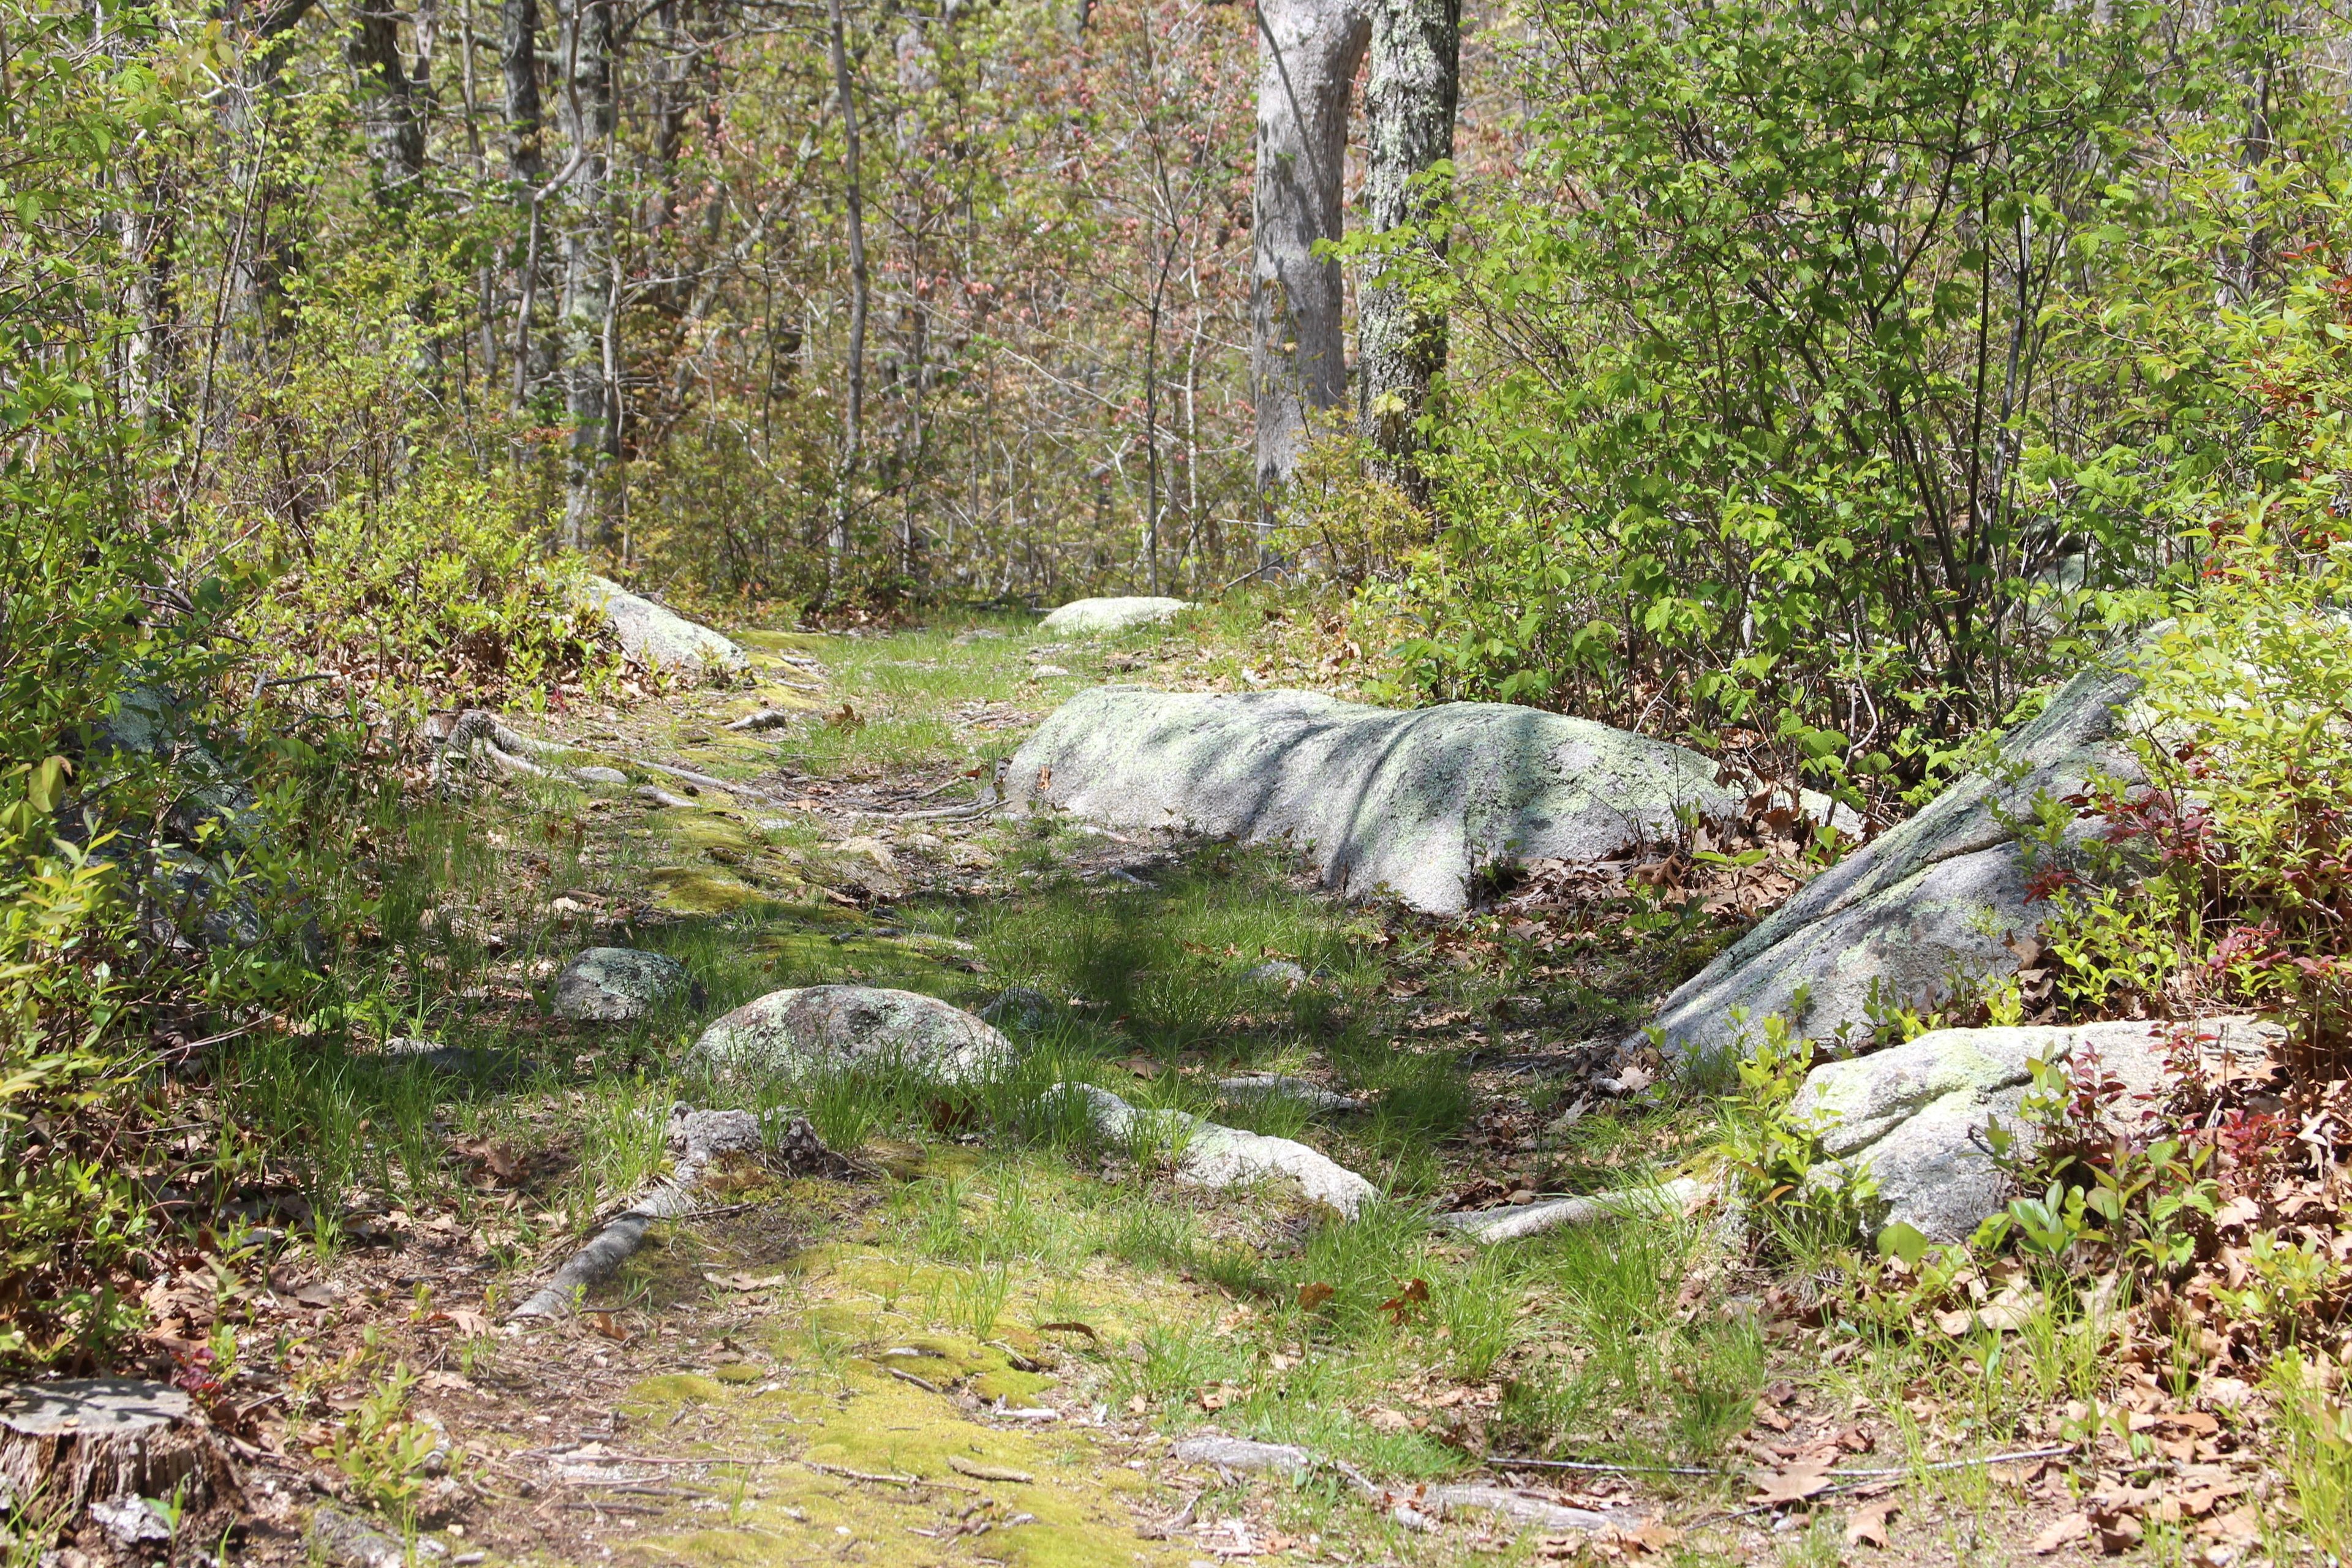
345, 0, 426, 204
1358, 0, 1457, 503
557, 0, 615, 549
825, 0, 869, 594
500, 0, 543, 183
1249, 0, 1367, 496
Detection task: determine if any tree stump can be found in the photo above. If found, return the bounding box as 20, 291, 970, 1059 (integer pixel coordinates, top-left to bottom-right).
0, 1379, 239, 1524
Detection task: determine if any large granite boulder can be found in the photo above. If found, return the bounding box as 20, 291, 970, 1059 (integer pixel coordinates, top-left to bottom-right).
578, 576, 745, 675
1647, 660, 2145, 1061
1792, 1016, 2280, 1242
688, 985, 1014, 1084
552, 948, 701, 1022
1006, 688, 1737, 914
1038, 596, 1189, 634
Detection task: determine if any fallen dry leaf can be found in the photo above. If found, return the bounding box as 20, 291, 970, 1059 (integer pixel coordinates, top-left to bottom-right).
1847, 1498, 1898, 1548
1297, 1281, 1336, 1311
2034, 1512, 2091, 1555
1748, 1460, 1835, 1506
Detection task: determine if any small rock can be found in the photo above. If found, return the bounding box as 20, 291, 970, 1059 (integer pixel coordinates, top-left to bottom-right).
1048, 1082, 1376, 1216
552, 947, 700, 1022
570, 766, 629, 790
91, 1496, 173, 1548
1242, 959, 1308, 992
690, 985, 1016, 1084
1036, 597, 1189, 634
1031, 665, 1071, 679
1215, 1074, 1366, 1115
307, 1507, 447, 1568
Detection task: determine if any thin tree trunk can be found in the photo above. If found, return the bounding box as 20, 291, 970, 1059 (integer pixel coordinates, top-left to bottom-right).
825, 0, 869, 594
502, 0, 546, 401
1359, 0, 1458, 504
557, 0, 614, 549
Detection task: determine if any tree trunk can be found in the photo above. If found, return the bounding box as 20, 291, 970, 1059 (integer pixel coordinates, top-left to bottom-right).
825, 0, 869, 594
1249, 0, 1367, 496
345, 0, 426, 205
1358, 0, 1457, 503
557, 0, 615, 550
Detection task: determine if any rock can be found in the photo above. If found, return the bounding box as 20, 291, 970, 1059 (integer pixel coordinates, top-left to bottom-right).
1792, 1016, 2282, 1242
689, 985, 1016, 1084
1047, 1082, 1376, 1216
0, 1379, 238, 1525
308, 1505, 446, 1568
577, 575, 746, 676
1036, 596, 1189, 634
979, 986, 1058, 1033
1008, 688, 1736, 914
1032, 664, 1072, 678
552, 947, 700, 1022
90, 1494, 174, 1547
1242, 959, 1309, 992
570, 765, 630, 790
1215, 1074, 1366, 1115
1646, 660, 2145, 1060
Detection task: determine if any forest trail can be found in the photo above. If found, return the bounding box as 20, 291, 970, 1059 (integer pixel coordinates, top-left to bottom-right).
211, 609, 2117, 1568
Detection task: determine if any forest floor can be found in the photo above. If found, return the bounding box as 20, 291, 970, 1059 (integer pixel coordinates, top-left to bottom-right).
156, 608, 2288, 1568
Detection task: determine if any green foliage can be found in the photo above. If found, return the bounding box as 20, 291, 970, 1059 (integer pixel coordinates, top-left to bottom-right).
1351, 0, 2345, 801
1715, 1009, 1878, 1258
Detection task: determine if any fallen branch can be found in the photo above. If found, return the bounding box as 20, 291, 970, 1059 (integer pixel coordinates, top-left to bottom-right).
1432, 1175, 1711, 1245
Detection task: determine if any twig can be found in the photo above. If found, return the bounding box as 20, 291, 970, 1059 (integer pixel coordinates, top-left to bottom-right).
1691, 1446, 2078, 1527
886, 1367, 943, 1394
802, 1461, 981, 1494
1490, 1457, 1733, 1479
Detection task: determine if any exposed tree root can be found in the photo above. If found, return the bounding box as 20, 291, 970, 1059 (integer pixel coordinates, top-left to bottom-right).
1433, 1175, 1711, 1244
512, 1109, 859, 1320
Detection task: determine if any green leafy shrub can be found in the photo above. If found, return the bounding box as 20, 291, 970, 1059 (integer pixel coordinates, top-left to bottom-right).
217, 464, 620, 723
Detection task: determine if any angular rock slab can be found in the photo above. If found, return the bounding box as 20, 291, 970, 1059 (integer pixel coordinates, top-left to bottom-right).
1647, 661, 2145, 1061
1048, 1082, 1375, 1216
1008, 688, 1736, 914
578, 575, 746, 674
1793, 1016, 2282, 1243
690, 985, 1015, 1084
553, 947, 700, 1022
1037, 596, 1189, 634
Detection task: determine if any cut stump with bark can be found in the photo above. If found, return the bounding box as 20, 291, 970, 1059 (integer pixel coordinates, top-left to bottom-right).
0, 1378, 239, 1523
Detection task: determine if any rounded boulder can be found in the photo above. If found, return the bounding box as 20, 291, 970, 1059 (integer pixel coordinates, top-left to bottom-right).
688, 985, 1014, 1084
553, 947, 701, 1022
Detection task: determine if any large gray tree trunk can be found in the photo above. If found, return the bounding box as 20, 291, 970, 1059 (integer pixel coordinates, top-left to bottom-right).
557, 0, 615, 549
1359, 0, 1458, 502
1249, 0, 1368, 495
345, 0, 426, 204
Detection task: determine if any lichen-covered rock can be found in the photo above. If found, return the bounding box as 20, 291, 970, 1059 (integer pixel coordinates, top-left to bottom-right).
1008, 688, 1736, 914
1047, 1082, 1376, 1215
1037, 596, 1189, 634
1793, 1016, 2280, 1242
1647, 661, 2144, 1060
578, 575, 745, 675
689, 985, 1014, 1084
552, 947, 700, 1022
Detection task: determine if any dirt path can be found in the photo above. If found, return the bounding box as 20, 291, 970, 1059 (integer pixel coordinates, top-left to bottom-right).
177, 611, 2156, 1568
